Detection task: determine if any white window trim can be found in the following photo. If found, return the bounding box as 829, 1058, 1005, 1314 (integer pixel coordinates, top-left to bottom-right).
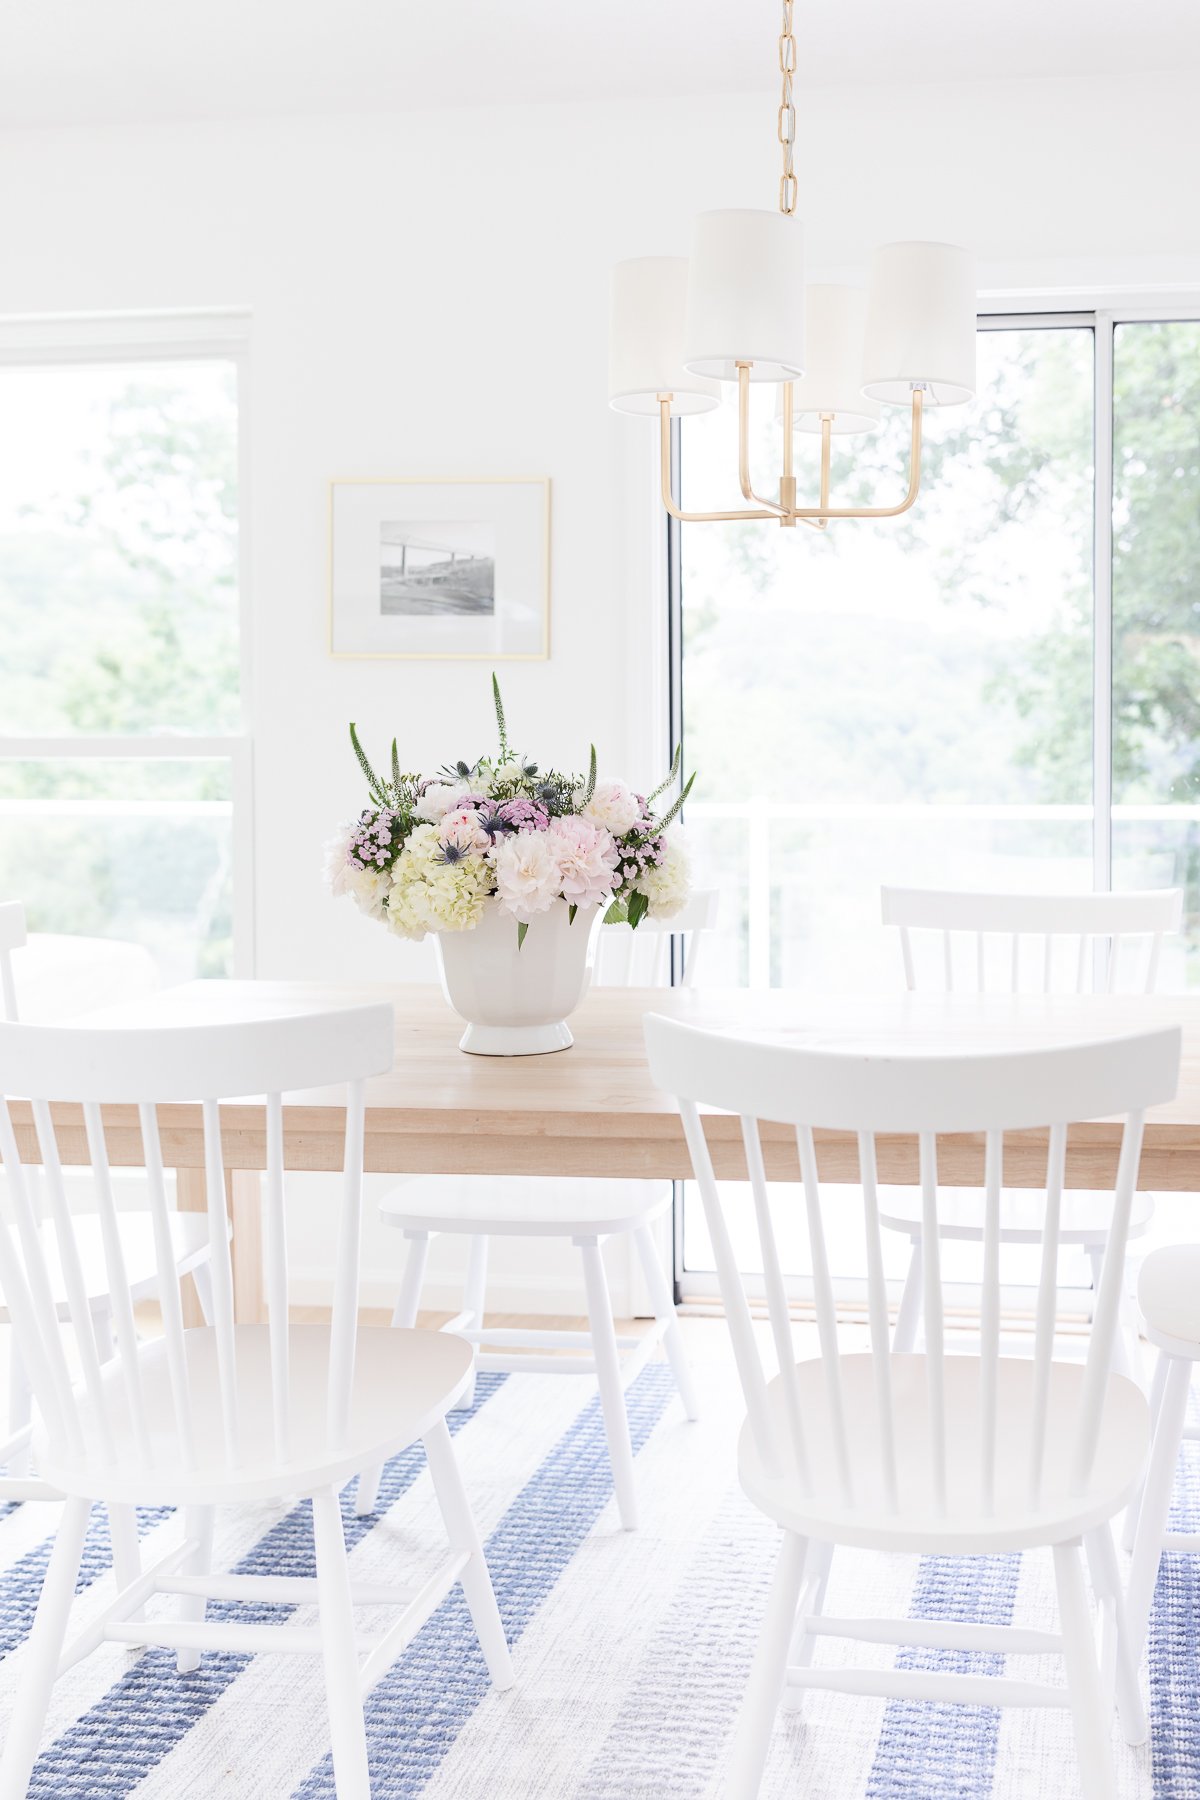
0, 309, 255, 975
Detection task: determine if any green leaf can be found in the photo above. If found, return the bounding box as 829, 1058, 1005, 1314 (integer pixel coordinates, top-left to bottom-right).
582, 744, 597, 806
645, 743, 682, 807
349, 723, 388, 804
568, 903, 578, 925
603, 897, 627, 925
516, 920, 529, 951
651, 768, 695, 836
492, 672, 509, 761
627, 890, 649, 931
390, 737, 401, 796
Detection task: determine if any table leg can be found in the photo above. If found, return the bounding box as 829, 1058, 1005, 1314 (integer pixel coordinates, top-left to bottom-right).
175, 1166, 264, 1326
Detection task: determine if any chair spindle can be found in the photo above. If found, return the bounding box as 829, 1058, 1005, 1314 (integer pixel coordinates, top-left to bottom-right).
857, 1129, 898, 1511
918, 1130, 946, 1513
201, 1098, 240, 1466
741, 1116, 809, 1489
797, 1125, 853, 1505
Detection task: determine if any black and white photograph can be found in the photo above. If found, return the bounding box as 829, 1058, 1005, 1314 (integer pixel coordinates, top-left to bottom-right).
330, 475, 549, 659
378, 520, 495, 617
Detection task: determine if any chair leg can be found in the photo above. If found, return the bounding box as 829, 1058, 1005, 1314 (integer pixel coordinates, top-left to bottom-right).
633, 1223, 699, 1421
6, 1342, 33, 1480
355, 1233, 431, 1516
781, 1538, 833, 1711
1124, 1348, 1170, 1552
453, 1235, 488, 1412
727, 1530, 808, 1800
1054, 1539, 1116, 1800
1084, 1522, 1147, 1746
390, 1232, 430, 1329
0, 1495, 91, 1797
1126, 1353, 1193, 1668
176, 1505, 215, 1675
892, 1239, 923, 1352
312, 1488, 371, 1800
189, 1260, 215, 1327
578, 1235, 638, 1531
423, 1417, 513, 1689
108, 1504, 144, 1622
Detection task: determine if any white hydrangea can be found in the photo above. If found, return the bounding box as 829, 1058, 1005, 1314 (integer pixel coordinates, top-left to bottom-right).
387, 823, 491, 937
415, 781, 476, 823
491, 761, 528, 791
580, 779, 642, 838
490, 829, 563, 920
636, 831, 691, 921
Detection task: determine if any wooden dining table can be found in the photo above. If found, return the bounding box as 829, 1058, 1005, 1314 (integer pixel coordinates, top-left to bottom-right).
11, 979, 1200, 1323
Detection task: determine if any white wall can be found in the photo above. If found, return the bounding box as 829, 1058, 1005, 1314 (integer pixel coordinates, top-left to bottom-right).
3, 72, 1198, 1308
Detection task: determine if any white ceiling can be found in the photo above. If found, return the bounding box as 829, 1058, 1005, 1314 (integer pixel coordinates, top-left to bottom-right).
2, 0, 1198, 129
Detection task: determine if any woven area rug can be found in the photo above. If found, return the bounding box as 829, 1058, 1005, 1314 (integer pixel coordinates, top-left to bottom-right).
0, 1321, 1194, 1798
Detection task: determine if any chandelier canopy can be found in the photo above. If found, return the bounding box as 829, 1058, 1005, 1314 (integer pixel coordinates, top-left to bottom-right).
607, 0, 976, 529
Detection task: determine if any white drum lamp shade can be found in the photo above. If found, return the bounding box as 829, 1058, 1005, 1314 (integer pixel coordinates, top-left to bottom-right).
683, 209, 806, 383
861, 241, 976, 407
778, 285, 881, 435
608, 258, 721, 417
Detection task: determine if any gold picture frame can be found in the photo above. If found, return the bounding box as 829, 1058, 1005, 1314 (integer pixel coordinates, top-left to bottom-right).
327, 475, 550, 661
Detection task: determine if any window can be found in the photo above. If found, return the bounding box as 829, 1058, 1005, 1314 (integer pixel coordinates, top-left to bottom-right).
0, 318, 249, 981
673, 305, 1200, 1294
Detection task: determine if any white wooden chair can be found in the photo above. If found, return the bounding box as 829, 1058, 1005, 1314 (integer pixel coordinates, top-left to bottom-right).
0, 1005, 512, 1800
645, 1010, 1179, 1800
0, 899, 218, 1501
1121, 1243, 1200, 1673
878, 886, 1182, 1367
356, 890, 718, 1528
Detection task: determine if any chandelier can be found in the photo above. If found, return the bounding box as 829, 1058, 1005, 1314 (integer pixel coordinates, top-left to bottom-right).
607, 0, 976, 529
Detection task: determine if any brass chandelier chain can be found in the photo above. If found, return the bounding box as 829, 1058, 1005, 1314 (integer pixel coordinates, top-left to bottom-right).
778, 0, 797, 215
646, 0, 930, 528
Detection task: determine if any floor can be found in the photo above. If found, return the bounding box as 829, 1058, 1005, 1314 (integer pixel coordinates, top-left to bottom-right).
0, 1314, 1189, 1798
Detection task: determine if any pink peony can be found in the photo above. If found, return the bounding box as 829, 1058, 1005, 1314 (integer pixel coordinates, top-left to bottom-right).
581, 779, 642, 837
440, 806, 491, 853
547, 815, 620, 910
490, 829, 563, 919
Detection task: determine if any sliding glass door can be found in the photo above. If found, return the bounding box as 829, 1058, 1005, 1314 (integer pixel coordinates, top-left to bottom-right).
674, 308, 1200, 1292
1111, 319, 1200, 972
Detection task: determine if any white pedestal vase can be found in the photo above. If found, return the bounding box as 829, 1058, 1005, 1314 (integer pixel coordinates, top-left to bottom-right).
435, 898, 600, 1056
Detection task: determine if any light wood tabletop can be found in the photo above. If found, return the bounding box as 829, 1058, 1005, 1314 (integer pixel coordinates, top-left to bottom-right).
12, 980, 1200, 1322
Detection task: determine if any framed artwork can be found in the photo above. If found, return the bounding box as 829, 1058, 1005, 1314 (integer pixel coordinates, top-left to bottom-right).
328, 476, 550, 660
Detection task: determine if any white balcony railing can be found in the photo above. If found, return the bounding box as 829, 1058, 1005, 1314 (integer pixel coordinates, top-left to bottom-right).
685, 798, 1200, 989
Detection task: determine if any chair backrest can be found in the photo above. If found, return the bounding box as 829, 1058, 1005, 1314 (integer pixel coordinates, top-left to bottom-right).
592, 888, 719, 989
0, 902, 26, 1023
881, 886, 1182, 995
0, 1005, 394, 1478
644, 1011, 1180, 1518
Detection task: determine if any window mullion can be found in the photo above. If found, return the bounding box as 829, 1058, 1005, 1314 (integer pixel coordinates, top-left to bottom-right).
1093, 315, 1116, 902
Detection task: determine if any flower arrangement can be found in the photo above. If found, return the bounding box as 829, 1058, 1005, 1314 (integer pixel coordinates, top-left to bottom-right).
326, 676, 694, 945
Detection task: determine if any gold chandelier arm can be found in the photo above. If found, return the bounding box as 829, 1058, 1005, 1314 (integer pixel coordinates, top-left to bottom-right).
787, 387, 924, 521
736, 363, 789, 516
778, 384, 827, 531
656, 398, 782, 524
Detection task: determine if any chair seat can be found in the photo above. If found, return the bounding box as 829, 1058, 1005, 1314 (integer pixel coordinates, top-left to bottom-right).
378, 1174, 672, 1237
877, 1184, 1155, 1246
0, 1211, 218, 1322
37, 1324, 473, 1506
1138, 1245, 1200, 1351
739, 1353, 1149, 1555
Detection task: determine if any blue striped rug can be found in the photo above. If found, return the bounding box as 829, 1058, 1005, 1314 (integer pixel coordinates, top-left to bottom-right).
0, 1351, 1191, 1798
